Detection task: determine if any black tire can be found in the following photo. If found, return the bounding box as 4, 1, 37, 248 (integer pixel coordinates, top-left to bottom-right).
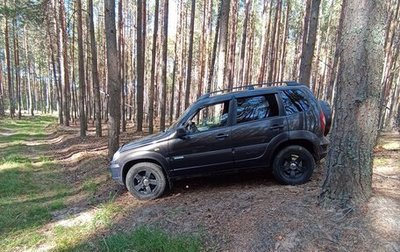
319, 100, 332, 136
126, 162, 166, 200
273, 145, 315, 185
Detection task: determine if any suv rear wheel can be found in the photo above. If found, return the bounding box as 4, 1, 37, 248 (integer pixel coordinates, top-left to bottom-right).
273, 145, 315, 185
126, 162, 166, 200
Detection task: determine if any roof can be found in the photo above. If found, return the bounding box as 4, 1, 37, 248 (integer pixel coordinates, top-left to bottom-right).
197, 81, 307, 102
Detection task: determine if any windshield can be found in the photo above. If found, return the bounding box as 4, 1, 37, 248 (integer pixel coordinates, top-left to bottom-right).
168, 106, 192, 130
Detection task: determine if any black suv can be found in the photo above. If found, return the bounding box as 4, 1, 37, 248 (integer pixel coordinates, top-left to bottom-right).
109, 82, 331, 200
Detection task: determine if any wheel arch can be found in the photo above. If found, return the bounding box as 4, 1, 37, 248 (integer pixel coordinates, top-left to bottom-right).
267, 132, 319, 166
121, 156, 172, 189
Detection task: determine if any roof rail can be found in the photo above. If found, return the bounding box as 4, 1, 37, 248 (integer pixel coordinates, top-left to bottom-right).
198, 81, 301, 100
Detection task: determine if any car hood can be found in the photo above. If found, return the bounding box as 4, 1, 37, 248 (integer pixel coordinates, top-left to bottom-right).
120, 130, 172, 152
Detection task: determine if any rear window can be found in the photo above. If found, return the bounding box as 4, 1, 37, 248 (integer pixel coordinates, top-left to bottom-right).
236, 94, 279, 124
281, 90, 310, 115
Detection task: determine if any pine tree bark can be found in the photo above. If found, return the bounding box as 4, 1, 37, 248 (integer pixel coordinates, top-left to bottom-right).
0, 59, 4, 116
160, 0, 169, 131
89, 0, 102, 136
136, 0, 145, 132
184, 0, 196, 109
149, 0, 160, 134
13, 20, 22, 119
239, 0, 251, 85
320, 0, 385, 207
4, 0, 15, 118
59, 0, 71, 126
24, 25, 34, 116
53, 0, 64, 124
299, 0, 321, 86
105, 0, 121, 158
77, 0, 86, 137
216, 0, 230, 90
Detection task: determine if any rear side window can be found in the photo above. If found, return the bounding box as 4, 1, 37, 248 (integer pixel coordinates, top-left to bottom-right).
236, 94, 279, 124
281, 90, 310, 115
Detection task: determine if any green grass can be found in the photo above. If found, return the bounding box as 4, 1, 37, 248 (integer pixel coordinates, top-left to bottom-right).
72, 226, 201, 252
0, 116, 72, 251
0, 116, 202, 251
82, 179, 99, 195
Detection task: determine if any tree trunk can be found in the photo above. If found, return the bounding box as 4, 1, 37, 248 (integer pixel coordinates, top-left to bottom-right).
59, 0, 71, 126
53, 0, 64, 124
299, 0, 321, 86
149, 0, 160, 134
160, 0, 169, 131
13, 20, 22, 119
136, 0, 145, 132
5, 0, 15, 118
216, 0, 231, 90
320, 0, 385, 207
24, 25, 34, 116
239, 0, 251, 85
105, 0, 121, 158
77, 0, 86, 137
207, 1, 222, 92
0, 59, 4, 116
226, 0, 237, 89
184, 0, 196, 109
89, 0, 102, 136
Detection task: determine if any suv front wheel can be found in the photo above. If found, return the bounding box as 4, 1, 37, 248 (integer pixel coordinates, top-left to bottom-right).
126, 162, 166, 200
273, 145, 315, 185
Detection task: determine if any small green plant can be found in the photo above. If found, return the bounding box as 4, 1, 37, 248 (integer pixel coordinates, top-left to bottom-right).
82, 179, 98, 194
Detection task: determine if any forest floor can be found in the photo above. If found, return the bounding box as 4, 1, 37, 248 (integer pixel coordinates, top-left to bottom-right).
0, 116, 399, 251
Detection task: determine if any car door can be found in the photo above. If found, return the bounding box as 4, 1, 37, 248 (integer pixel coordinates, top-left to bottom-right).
231, 93, 287, 167
168, 99, 234, 177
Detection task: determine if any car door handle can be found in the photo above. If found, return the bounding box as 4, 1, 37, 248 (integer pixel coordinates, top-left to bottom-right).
215, 133, 229, 140
271, 124, 284, 130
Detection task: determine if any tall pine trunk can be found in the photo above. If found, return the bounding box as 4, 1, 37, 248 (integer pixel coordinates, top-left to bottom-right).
5, 0, 15, 118
59, 0, 71, 126
105, 0, 121, 158
136, 0, 145, 132
149, 0, 160, 134
320, 0, 385, 207
299, 0, 321, 86
77, 0, 86, 137
216, 0, 230, 90
184, 0, 196, 109
160, 0, 169, 131
89, 0, 102, 137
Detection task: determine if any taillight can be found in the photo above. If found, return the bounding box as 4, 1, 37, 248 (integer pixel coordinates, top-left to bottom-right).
320, 110, 326, 135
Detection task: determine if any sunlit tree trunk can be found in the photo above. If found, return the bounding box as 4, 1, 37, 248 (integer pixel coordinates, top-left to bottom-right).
5, 0, 15, 118
160, 0, 169, 131
136, 0, 145, 132
105, 0, 121, 157
299, 0, 321, 86
216, 0, 230, 90
320, 0, 385, 207
77, 0, 86, 137
89, 0, 102, 136
184, 0, 195, 109
149, 0, 159, 134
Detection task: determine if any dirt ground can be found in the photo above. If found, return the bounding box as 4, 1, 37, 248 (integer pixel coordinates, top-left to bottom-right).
47, 123, 400, 251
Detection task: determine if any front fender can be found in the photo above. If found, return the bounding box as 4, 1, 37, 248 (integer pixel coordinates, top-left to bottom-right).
120, 150, 172, 186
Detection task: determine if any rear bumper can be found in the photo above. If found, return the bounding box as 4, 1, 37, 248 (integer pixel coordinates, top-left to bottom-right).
318, 137, 330, 159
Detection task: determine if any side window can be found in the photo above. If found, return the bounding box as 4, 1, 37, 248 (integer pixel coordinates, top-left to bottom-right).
187, 101, 230, 133
236, 94, 279, 124
281, 90, 310, 115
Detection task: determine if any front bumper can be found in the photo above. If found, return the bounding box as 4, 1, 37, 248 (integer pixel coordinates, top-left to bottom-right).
109, 161, 124, 185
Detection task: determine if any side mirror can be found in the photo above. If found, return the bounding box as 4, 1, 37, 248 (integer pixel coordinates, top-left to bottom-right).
176, 127, 187, 138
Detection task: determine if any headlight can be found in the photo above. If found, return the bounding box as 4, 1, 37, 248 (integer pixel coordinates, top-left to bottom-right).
112, 150, 121, 161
